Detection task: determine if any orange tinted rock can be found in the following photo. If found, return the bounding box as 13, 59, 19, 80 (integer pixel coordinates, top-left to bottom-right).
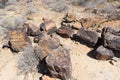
57, 26, 74, 38
7, 29, 31, 52
40, 18, 57, 34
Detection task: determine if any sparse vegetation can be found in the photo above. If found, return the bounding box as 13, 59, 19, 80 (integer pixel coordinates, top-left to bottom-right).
17, 46, 39, 74
42, 0, 68, 12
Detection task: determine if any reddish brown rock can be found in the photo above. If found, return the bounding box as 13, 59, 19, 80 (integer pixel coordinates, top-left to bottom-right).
40, 18, 57, 34
56, 26, 74, 38
6, 29, 31, 52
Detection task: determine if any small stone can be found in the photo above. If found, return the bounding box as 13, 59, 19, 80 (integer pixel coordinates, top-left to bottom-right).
95, 45, 114, 60
40, 18, 57, 35
56, 26, 74, 38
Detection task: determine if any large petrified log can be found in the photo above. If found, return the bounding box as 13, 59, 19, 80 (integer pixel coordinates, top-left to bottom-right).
102, 27, 120, 51
45, 47, 72, 80
102, 27, 120, 57
75, 27, 99, 47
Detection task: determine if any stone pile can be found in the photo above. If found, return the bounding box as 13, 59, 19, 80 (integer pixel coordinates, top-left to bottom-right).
57, 13, 120, 61
2, 18, 72, 80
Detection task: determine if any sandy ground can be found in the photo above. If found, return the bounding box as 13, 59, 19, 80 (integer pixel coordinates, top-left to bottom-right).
0, 1, 120, 80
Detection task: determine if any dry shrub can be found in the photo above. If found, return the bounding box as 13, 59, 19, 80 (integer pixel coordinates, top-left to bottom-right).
17, 46, 39, 74
42, 0, 68, 12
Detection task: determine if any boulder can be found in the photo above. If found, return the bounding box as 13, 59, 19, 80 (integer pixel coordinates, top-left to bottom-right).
40, 18, 57, 35
56, 26, 74, 38
95, 45, 114, 60
102, 27, 120, 51
45, 47, 72, 80
6, 29, 31, 52
75, 27, 99, 47
35, 34, 60, 60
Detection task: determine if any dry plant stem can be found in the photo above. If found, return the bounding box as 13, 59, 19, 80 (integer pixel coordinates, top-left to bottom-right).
24, 73, 29, 80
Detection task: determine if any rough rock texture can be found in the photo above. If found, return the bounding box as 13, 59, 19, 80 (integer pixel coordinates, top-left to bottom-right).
75, 27, 99, 47
95, 45, 114, 60
56, 26, 74, 38
19, 23, 40, 36
5, 29, 31, 52
35, 34, 60, 60
40, 18, 57, 34
45, 47, 72, 80
102, 27, 120, 51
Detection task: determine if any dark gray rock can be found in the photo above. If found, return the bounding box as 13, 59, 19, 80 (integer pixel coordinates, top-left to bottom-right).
95, 45, 114, 60
45, 47, 72, 80
75, 27, 99, 47
102, 27, 120, 51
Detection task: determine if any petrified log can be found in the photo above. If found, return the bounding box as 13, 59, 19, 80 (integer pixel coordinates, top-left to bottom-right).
40, 18, 57, 35
102, 27, 120, 51
35, 34, 60, 60
75, 27, 99, 47
95, 45, 114, 60
56, 26, 74, 38
4, 29, 31, 52
45, 47, 72, 80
